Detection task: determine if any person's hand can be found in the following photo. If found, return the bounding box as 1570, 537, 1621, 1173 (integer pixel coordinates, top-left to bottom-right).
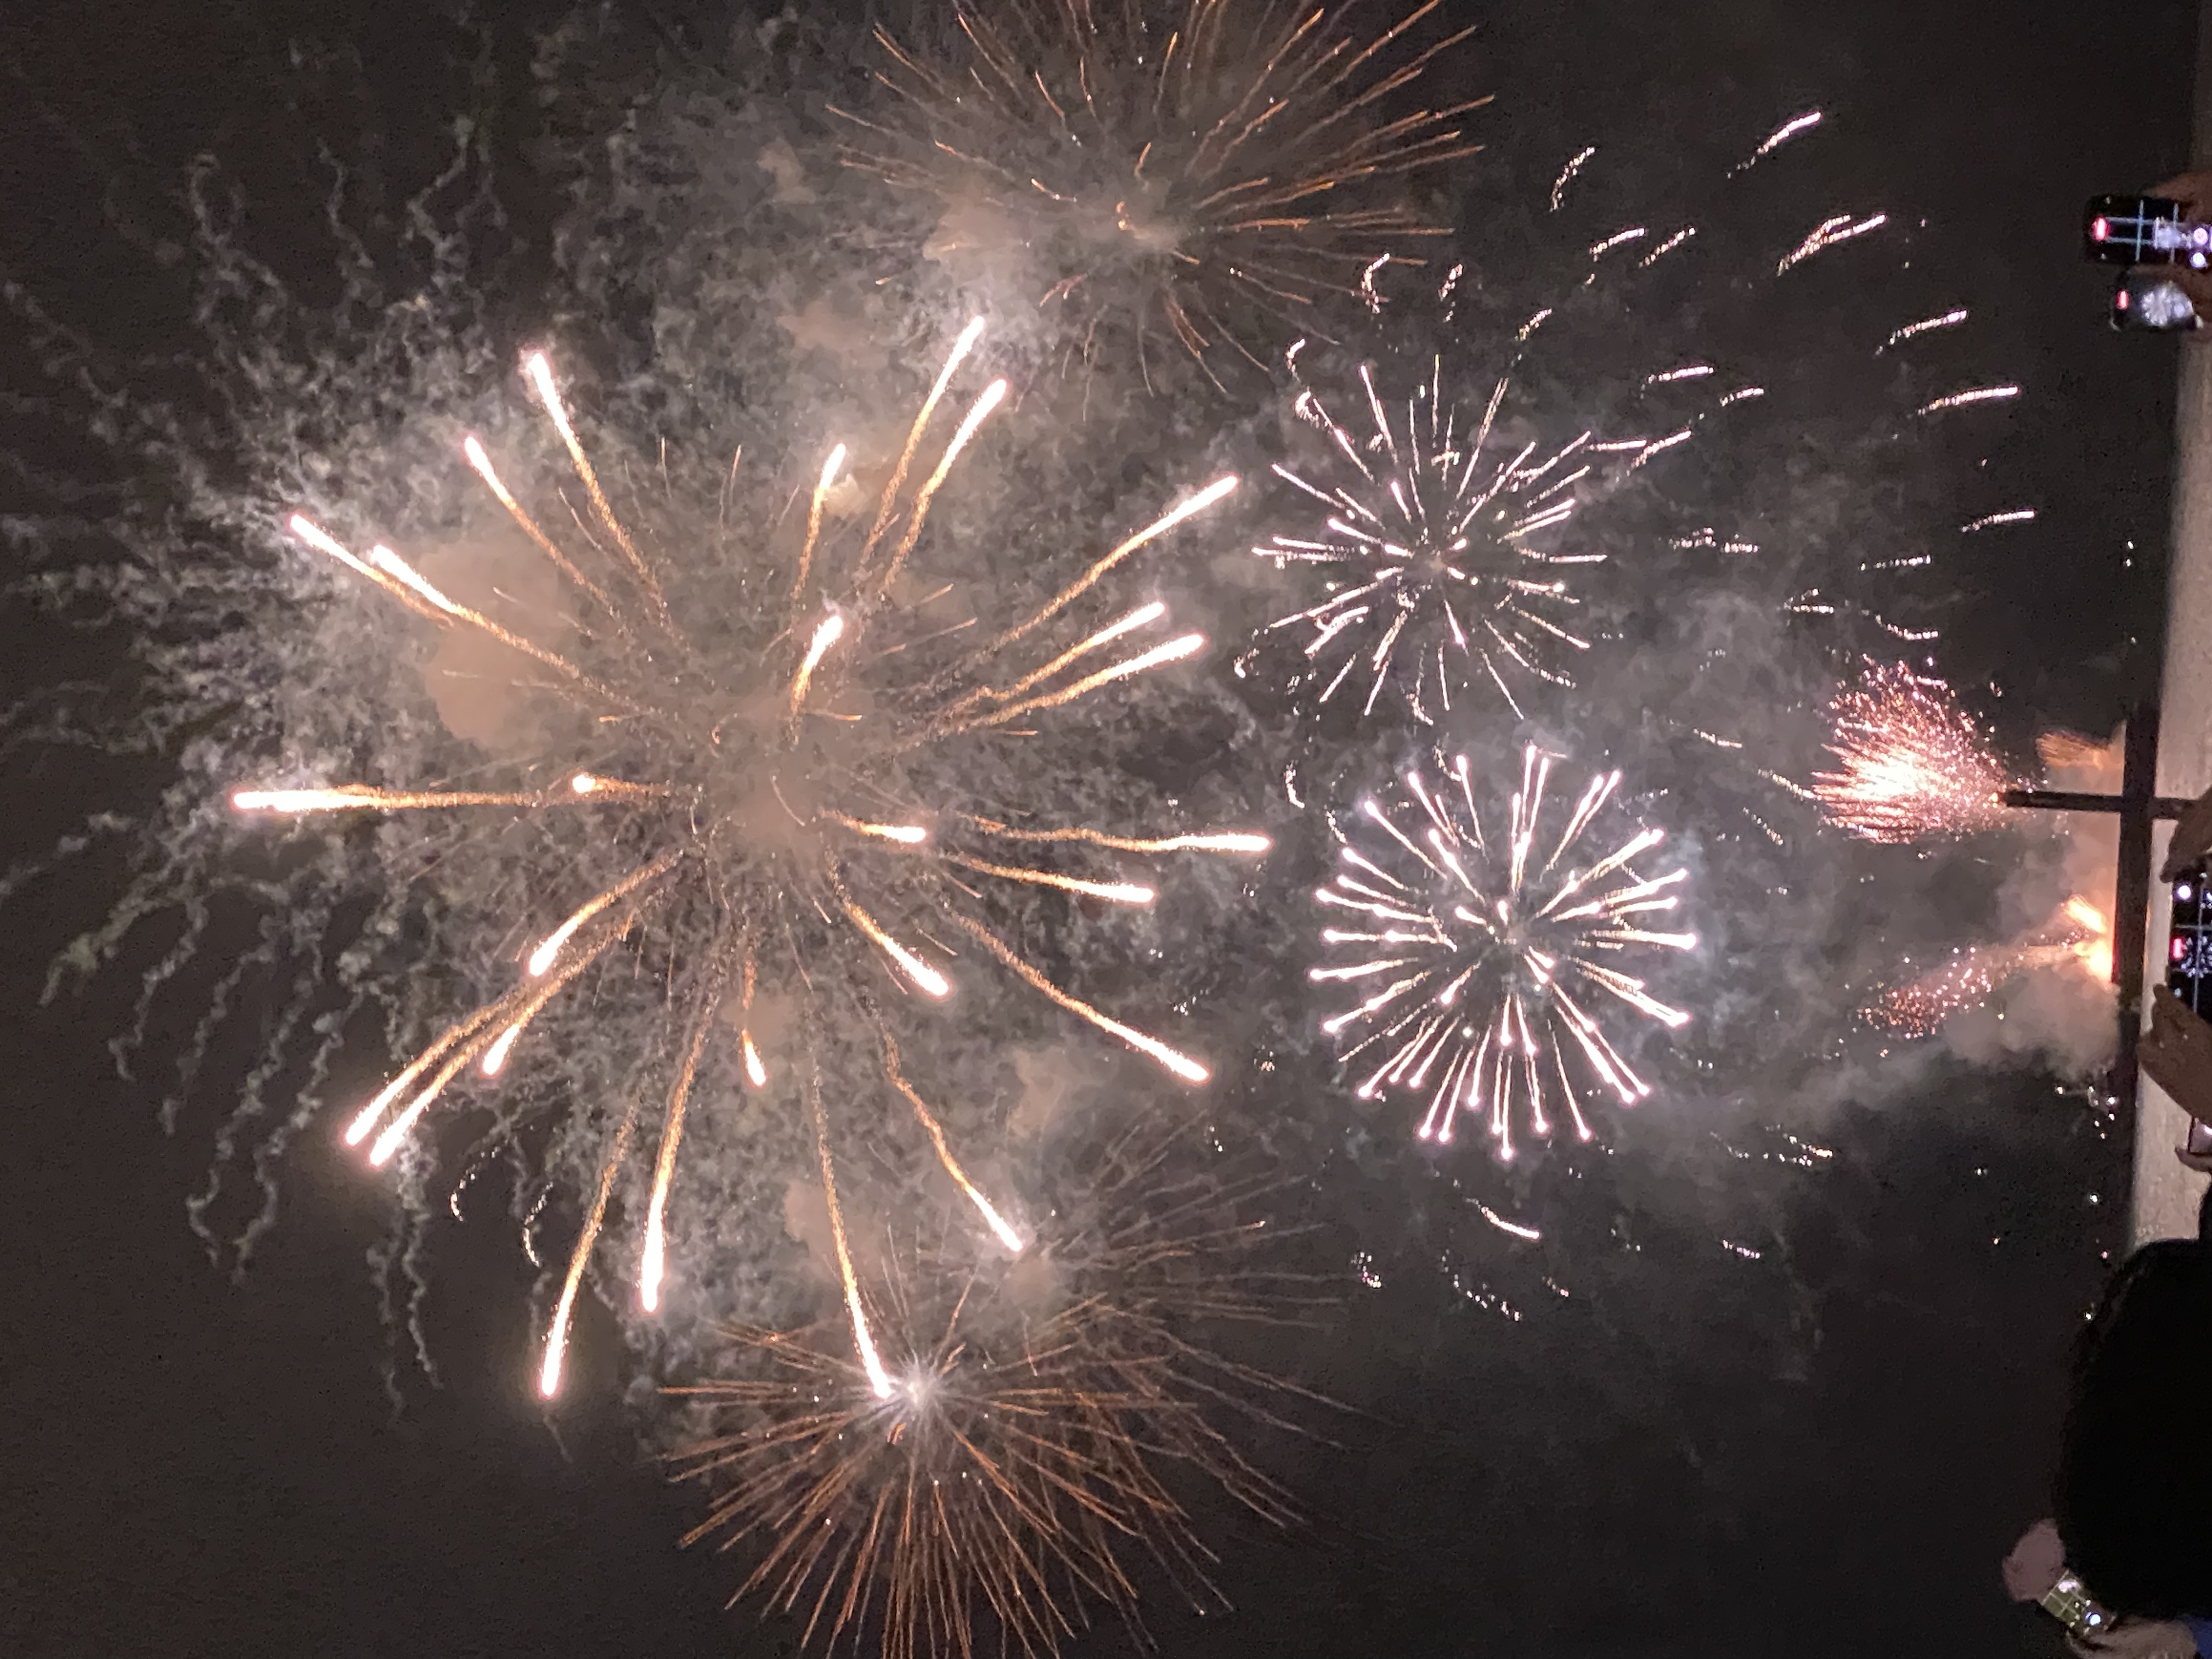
2163, 785, 2212, 882
2142, 173, 2212, 315
2005, 1518, 2067, 1601
2143, 988, 2212, 1156
2068, 1617, 2202, 1659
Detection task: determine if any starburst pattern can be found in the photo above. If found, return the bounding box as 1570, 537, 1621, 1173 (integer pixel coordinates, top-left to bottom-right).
669, 1118, 1324, 1659
228, 320, 1265, 1391
1255, 356, 1602, 721
836, 0, 1486, 380
1313, 744, 1697, 1158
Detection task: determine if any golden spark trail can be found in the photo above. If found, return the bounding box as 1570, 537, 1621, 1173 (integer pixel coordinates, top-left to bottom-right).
948, 912, 1208, 1082
541, 1089, 641, 1399
806, 1066, 893, 1399
789, 612, 847, 718
875, 379, 1008, 596
527, 850, 685, 976
964, 820, 1271, 855
369, 921, 631, 1164
790, 444, 848, 619
864, 316, 986, 556
942, 634, 1205, 736
949, 603, 1167, 714
461, 436, 619, 619
878, 1031, 1024, 1252
940, 853, 1155, 905
524, 352, 671, 622
289, 517, 642, 712
640, 969, 728, 1313
981, 476, 1238, 656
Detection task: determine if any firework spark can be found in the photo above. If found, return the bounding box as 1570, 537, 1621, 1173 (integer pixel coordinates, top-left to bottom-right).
1255, 358, 1601, 722
232, 321, 1266, 1392
1313, 744, 1697, 1158
1864, 896, 2112, 1036
1812, 660, 2016, 843
837, 0, 1486, 381
668, 1121, 1323, 1659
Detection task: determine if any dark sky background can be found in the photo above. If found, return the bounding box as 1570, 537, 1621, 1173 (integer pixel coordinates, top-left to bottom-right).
0, 0, 2202, 1655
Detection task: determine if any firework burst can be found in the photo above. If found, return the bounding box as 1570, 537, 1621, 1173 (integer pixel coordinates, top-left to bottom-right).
1313, 744, 1697, 1158
1811, 659, 2016, 843
836, 0, 1486, 382
669, 1117, 1324, 1659
1255, 352, 1605, 722
230, 319, 1266, 1392
1863, 896, 2111, 1036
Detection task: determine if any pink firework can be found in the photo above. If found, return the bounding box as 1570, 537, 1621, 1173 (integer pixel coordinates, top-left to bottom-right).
1812, 661, 2015, 843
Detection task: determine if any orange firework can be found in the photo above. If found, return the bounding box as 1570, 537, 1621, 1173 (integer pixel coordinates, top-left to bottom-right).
229, 319, 1265, 1395
668, 1120, 1325, 1659
837, 0, 1486, 381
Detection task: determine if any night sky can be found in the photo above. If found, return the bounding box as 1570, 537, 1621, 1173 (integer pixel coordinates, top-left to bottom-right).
0, 1, 2201, 1655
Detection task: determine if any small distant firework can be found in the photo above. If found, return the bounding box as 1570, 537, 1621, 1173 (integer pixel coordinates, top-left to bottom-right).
1255, 358, 1599, 721
1812, 660, 2016, 844
1313, 744, 1697, 1158
837, 0, 1485, 379
670, 1121, 1319, 1659
1865, 896, 2111, 1036
230, 320, 1263, 1395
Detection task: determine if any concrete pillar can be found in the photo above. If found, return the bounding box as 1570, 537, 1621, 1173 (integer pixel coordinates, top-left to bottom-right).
2132, 1, 2212, 1245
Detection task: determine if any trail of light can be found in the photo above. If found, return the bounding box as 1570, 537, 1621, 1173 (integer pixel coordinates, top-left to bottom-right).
986, 476, 1239, 654
954, 603, 1167, 712
369, 923, 629, 1164
527, 851, 685, 977
1918, 384, 2021, 415
805, 1067, 893, 1399
864, 317, 987, 555
234, 785, 538, 814
879, 1031, 1024, 1252
641, 973, 727, 1313
286, 514, 448, 621
461, 435, 617, 617
820, 811, 929, 845
878, 379, 1009, 595
541, 1090, 640, 1398
1882, 308, 1968, 352
944, 854, 1155, 905
789, 612, 847, 715
1961, 509, 2036, 532
1732, 109, 1822, 173
791, 443, 848, 616
1776, 211, 1887, 274
834, 881, 951, 998
963, 820, 1269, 855
951, 634, 1205, 733
948, 912, 1207, 1082
524, 352, 670, 620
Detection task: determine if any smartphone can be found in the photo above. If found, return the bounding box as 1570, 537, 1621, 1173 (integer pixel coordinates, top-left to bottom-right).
2113, 270, 2202, 330
2041, 1570, 2114, 1638
2086, 193, 2212, 267
2170, 864, 2212, 1013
